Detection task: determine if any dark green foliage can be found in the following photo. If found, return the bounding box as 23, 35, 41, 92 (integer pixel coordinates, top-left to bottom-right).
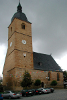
21, 71, 33, 87
63, 71, 67, 81
34, 79, 41, 86
51, 80, 57, 86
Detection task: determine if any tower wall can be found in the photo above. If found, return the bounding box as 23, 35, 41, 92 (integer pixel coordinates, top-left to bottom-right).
3, 18, 33, 87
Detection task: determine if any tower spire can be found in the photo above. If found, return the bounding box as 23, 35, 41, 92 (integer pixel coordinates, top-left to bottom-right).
17, 0, 22, 12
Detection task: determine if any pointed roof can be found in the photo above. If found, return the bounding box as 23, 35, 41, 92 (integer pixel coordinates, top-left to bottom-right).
11, 2, 31, 23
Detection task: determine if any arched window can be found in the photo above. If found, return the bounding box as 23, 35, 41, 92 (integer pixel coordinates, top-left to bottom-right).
57, 73, 59, 81
48, 72, 51, 81
21, 23, 25, 29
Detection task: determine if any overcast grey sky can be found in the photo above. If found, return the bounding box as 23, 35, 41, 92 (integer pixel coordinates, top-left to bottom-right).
0, 0, 67, 76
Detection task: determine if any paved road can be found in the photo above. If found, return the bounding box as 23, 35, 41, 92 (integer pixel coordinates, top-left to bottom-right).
4, 89, 67, 100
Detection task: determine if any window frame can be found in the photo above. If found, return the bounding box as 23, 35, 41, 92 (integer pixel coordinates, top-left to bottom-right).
21, 23, 25, 29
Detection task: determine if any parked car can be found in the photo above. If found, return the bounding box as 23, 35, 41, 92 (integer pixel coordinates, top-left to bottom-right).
44, 88, 51, 93
28, 89, 34, 96
2, 91, 22, 99
31, 89, 35, 95
38, 88, 50, 94
48, 88, 54, 93
21, 89, 34, 96
34, 89, 43, 95
0, 94, 3, 100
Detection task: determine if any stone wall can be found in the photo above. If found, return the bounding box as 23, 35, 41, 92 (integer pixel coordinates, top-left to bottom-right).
4, 67, 63, 90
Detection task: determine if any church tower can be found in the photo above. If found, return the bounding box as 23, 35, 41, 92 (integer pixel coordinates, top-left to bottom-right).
3, 2, 64, 90
3, 2, 33, 90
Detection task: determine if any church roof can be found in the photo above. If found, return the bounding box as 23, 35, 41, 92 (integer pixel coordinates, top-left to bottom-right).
11, 2, 31, 23
33, 52, 62, 72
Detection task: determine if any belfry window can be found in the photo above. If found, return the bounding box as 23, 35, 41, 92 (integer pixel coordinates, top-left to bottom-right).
21, 23, 25, 29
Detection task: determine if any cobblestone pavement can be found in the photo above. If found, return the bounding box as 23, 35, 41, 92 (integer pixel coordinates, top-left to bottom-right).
4, 89, 67, 100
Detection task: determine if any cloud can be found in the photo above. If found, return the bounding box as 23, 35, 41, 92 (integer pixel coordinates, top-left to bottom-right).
55, 54, 67, 70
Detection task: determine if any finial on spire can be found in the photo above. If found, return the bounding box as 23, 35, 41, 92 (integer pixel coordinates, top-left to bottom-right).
19, 0, 21, 5
17, 0, 22, 12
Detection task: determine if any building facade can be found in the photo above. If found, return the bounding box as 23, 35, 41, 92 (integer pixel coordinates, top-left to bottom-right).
3, 2, 63, 90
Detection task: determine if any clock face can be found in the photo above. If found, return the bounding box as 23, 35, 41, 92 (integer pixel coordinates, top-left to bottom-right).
22, 40, 26, 44
10, 42, 12, 47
